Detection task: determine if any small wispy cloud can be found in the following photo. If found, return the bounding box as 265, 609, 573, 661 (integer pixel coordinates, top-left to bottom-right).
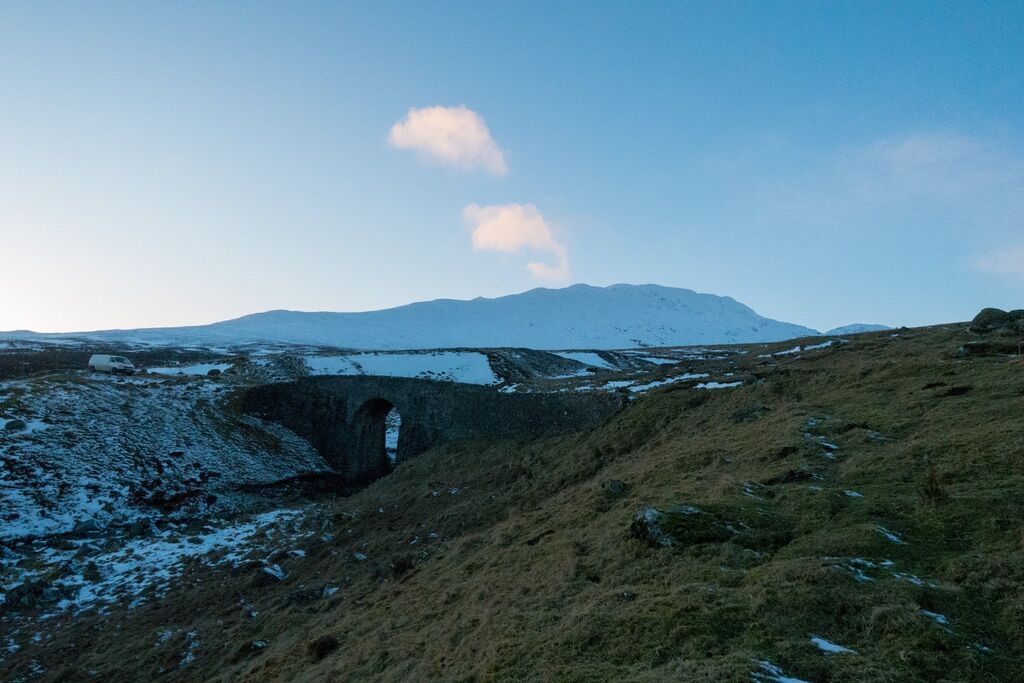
839, 130, 1024, 199
388, 105, 507, 175
974, 244, 1024, 279
463, 203, 570, 281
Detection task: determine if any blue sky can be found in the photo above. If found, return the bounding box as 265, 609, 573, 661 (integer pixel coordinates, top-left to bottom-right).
2, 1, 1022, 332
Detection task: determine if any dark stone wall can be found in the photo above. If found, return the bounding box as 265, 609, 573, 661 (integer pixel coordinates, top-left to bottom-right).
242, 376, 625, 484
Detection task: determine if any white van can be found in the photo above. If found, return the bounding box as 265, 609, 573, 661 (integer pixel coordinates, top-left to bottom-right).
88, 354, 136, 375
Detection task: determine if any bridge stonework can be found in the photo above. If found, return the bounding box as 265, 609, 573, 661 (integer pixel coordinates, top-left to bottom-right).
242, 376, 626, 485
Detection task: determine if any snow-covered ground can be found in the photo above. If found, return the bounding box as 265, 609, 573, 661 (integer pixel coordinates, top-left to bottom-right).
551, 351, 615, 370
146, 363, 233, 376
0, 373, 325, 542
0, 507, 314, 616
695, 380, 743, 390
304, 351, 499, 385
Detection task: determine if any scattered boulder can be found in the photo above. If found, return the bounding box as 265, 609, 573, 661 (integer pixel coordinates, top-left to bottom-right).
3, 419, 27, 432
207, 368, 221, 377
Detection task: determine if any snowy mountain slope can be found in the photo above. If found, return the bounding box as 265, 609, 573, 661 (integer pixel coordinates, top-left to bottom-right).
4, 284, 821, 350
823, 323, 891, 335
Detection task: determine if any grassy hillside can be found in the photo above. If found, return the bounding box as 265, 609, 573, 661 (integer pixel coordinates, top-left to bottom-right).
5, 323, 1024, 682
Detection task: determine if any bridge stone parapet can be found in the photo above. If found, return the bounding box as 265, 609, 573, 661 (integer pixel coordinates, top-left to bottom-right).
242, 376, 625, 485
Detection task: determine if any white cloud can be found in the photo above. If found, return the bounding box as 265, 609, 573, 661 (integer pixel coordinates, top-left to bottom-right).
388, 105, 507, 175
974, 244, 1024, 279
463, 203, 570, 281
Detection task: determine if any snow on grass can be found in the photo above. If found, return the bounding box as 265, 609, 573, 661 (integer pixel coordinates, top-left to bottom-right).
146, 363, 232, 376
629, 373, 710, 393
751, 660, 811, 683
844, 490, 863, 498
920, 610, 949, 626
876, 526, 906, 545
304, 351, 498, 385
695, 381, 742, 390
42, 509, 306, 614
0, 375, 324, 541
600, 380, 636, 391
635, 355, 681, 365
810, 636, 857, 654
831, 557, 887, 583
827, 557, 939, 588
551, 351, 615, 370
804, 433, 839, 453
760, 340, 844, 358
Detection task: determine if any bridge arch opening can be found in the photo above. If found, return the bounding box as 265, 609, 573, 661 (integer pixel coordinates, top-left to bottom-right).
350, 397, 400, 482
384, 405, 401, 465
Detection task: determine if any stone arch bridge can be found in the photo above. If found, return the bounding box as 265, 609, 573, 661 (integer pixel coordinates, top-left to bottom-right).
242, 376, 625, 485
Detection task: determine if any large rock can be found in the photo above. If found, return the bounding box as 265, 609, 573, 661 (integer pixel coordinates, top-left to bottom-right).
969, 308, 1024, 335
3, 419, 27, 432
630, 505, 731, 547
630, 503, 795, 551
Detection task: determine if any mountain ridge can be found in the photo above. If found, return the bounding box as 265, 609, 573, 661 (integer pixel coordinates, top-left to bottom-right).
1, 284, 887, 350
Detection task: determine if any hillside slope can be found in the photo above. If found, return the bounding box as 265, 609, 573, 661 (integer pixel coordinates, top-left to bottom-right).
3, 284, 819, 350
3, 323, 1023, 681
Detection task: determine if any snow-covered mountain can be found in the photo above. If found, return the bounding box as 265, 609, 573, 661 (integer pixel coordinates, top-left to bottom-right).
5, 284, 825, 350
822, 323, 891, 336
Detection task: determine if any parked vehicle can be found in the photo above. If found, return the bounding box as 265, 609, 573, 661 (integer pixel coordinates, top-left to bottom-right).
88, 354, 136, 375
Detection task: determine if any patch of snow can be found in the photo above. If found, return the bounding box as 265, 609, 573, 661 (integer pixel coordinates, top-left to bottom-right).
760, 340, 843, 358
305, 351, 498, 385
147, 363, 232, 376
636, 355, 681, 365
824, 323, 890, 335
629, 373, 710, 393
751, 660, 811, 683
810, 636, 857, 655
262, 564, 287, 580
844, 490, 863, 498
695, 381, 742, 390
551, 351, 615, 370
876, 526, 906, 545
